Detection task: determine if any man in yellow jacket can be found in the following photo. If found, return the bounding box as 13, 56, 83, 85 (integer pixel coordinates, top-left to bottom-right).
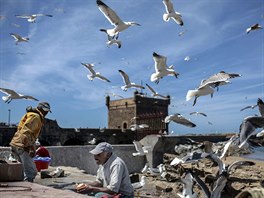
10, 102, 51, 182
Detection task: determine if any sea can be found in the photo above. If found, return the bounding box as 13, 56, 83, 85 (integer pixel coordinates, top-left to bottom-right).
242, 147, 264, 161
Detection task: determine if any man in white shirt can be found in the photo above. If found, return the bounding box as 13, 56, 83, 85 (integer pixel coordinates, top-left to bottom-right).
77, 142, 134, 198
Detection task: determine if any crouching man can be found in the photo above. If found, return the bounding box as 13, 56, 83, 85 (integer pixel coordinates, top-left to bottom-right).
76, 142, 134, 198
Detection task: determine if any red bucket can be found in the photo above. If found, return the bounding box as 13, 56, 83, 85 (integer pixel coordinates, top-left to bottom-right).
34, 160, 49, 172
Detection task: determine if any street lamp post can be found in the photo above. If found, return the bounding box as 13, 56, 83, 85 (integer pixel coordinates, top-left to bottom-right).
8, 109, 11, 126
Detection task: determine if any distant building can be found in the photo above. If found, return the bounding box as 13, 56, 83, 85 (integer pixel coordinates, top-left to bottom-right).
106, 91, 170, 140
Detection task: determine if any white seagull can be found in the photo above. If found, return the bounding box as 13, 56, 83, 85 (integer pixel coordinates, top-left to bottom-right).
131, 175, 146, 190
97, 0, 140, 37
189, 112, 207, 117
162, 0, 184, 26
118, 70, 145, 91
164, 113, 196, 128
10, 33, 29, 45
151, 52, 179, 84
199, 71, 241, 91
130, 124, 149, 131
170, 151, 208, 166
246, 23, 262, 34
238, 116, 264, 148
257, 98, 264, 117
132, 140, 150, 156
186, 84, 214, 106
176, 172, 196, 198
240, 104, 258, 112
15, 14, 52, 23
0, 88, 39, 104
100, 29, 121, 48
81, 63, 111, 83
145, 83, 168, 99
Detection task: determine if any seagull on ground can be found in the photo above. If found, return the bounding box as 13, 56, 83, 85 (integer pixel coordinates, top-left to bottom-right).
0, 88, 39, 104
118, 70, 145, 91
145, 83, 168, 99
151, 52, 179, 84
176, 172, 196, 198
189, 112, 207, 117
97, 0, 140, 37
10, 33, 29, 45
131, 175, 146, 190
164, 113, 196, 127
132, 140, 150, 156
130, 124, 149, 131
15, 14, 53, 23
81, 63, 111, 83
186, 84, 214, 106
162, 0, 184, 26
246, 23, 262, 34
100, 29, 121, 48
170, 151, 208, 166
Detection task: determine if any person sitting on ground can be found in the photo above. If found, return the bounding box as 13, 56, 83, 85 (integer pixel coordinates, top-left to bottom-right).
76, 142, 134, 198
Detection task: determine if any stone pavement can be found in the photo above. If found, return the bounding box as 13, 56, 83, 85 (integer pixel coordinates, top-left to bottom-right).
0, 166, 96, 198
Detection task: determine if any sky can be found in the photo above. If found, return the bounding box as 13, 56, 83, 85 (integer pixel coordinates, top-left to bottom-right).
0, 0, 263, 135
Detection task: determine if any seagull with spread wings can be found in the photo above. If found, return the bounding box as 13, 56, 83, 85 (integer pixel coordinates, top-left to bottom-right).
240, 104, 258, 112
10, 33, 29, 45
81, 63, 111, 83
189, 112, 207, 117
145, 83, 168, 99
15, 14, 53, 23
100, 29, 121, 48
257, 98, 264, 117
132, 140, 150, 156
246, 23, 262, 34
118, 70, 145, 91
199, 71, 241, 91
162, 0, 184, 26
0, 88, 39, 104
164, 113, 196, 127
97, 0, 140, 37
151, 52, 179, 84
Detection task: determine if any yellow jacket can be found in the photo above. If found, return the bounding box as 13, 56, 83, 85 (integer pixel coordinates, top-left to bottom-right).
10, 109, 44, 152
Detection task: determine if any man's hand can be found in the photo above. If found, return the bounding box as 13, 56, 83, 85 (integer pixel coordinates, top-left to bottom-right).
76, 183, 90, 192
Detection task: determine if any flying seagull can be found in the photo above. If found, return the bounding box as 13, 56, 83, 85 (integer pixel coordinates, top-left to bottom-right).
10, 33, 29, 45
189, 112, 207, 117
81, 63, 111, 83
257, 98, 264, 117
97, 0, 140, 37
0, 87, 39, 104
118, 70, 145, 91
132, 141, 150, 156
15, 14, 53, 23
199, 71, 241, 91
238, 116, 264, 148
145, 83, 168, 99
240, 104, 258, 112
164, 113, 196, 127
176, 172, 196, 198
170, 151, 209, 166
130, 124, 149, 131
186, 84, 214, 106
151, 52, 179, 84
100, 29, 121, 48
246, 23, 262, 34
162, 0, 184, 26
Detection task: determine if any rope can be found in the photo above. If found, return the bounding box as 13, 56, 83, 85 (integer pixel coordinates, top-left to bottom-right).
0, 184, 32, 192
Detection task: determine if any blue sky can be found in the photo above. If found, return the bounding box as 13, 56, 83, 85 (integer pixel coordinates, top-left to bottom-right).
0, 0, 263, 135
